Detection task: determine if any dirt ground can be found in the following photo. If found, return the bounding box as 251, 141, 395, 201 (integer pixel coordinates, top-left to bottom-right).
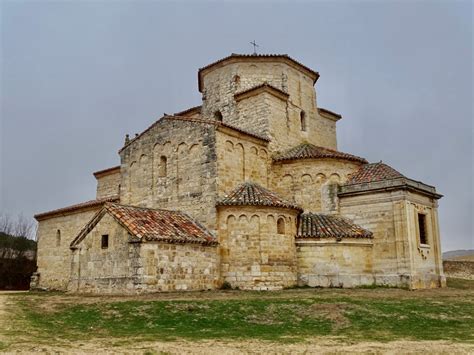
1, 287, 473, 354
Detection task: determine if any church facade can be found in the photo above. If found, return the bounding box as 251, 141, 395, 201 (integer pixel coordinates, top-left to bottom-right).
33, 54, 445, 293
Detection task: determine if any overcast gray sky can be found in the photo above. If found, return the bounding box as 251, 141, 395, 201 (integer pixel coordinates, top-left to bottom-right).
1, 0, 472, 251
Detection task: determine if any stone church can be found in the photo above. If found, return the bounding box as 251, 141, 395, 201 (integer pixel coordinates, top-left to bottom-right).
33, 54, 445, 293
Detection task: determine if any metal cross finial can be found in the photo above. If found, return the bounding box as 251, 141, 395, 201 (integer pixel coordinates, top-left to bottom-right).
250, 40, 259, 55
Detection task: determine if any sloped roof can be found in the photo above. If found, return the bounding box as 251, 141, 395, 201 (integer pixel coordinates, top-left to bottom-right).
70, 203, 217, 248
198, 53, 320, 92
93, 165, 120, 179
273, 143, 367, 164
297, 213, 373, 239
34, 196, 119, 221
346, 162, 405, 185
217, 182, 302, 211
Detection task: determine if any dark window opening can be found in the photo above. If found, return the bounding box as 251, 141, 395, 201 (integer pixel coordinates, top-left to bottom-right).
214, 111, 223, 122
101, 234, 109, 249
277, 218, 285, 234
159, 156, 167, 177
418, 213, 428, 245
300, 111, 307, 131
56, 230, 61, 247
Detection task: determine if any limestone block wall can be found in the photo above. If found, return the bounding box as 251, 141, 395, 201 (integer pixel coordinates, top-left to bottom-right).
217, 206, 299, 290
36, 208, 99, 290
296, 238, 374, 287
216, 131, 269, 196
404, 192, 444, 288
140, 242, 219, 292
339, 191, 410, 287
96, 170, 120, 199
69, 213, 140, 294
339, 190, 444, 288
200, 59, 337, 151
271, 159, 361, 212
120, 119, 218, 232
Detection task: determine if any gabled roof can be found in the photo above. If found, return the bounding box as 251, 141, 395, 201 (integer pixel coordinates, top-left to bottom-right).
234, 82, 289, 102
198, 53, 320, 92
34, 196, 119, 221
174, 105, 202, 117
119, 114, 269, 153
340, 162, 442, 199
273, 143, 367, 164
318, 108, 342, 121
346, 162, 405, 184
70, 203, 217, 248
297, 213, 373, 239
217, 182, 302, 211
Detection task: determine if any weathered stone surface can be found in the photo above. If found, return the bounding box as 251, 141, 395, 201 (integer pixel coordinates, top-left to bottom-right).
33, 53, 445, 293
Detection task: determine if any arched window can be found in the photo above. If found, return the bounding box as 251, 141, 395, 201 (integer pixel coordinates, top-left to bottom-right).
300, 111, 307, 131
277, 218, 285, 234
214, 111, 223, 122
159, 156, 167, 177
56, 229, 61, 247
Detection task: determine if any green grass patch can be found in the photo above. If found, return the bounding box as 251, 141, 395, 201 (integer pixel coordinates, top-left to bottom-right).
15, 292, 474, 344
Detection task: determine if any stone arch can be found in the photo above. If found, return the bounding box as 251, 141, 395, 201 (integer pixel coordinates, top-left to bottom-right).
214, 111, 223, 122
225, 140, 234, 152
177, 142, 188, 195
238, 214, 248, 223
301, 173, 313, 184
330, 173, 341, 183
316, 173, 327, 184
158, 156, 167, 177
226, 214, 236, 226
250, 215, 260, 233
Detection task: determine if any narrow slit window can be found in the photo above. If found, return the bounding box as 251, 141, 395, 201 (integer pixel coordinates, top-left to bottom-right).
418, 213, 428, 245
300, 111, 307, 131
56, 230, 61, 247
277, 218, 285, 234
159, 156, 167, 177
101, 234, 109, 249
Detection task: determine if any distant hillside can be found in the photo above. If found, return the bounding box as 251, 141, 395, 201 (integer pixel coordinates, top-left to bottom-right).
443, 249, 474, 261
0, 232, 37, 290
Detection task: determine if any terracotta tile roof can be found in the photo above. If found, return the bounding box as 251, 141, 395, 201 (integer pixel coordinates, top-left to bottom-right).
297, 213, 373, 239
93, 165, 120, 179
34, 196, 119, 221
71, 203, 217, 248
198, 53, 320, 92
119, 114, 269, 153
346, 162, 405, 185
273, 143, 367, 164
217, 182, 302, 211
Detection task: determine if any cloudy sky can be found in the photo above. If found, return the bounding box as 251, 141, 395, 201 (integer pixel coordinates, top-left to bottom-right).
1, 0, 472, 251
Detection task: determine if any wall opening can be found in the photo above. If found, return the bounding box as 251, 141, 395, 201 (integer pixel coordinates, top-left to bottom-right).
300, 111, 307, 131
417, 213, 428, 245
277, 218, 285, 234
56, 229, 61, 247
159, 156, 167, 177
214, 111, 223, 122
101, 234, 109, 249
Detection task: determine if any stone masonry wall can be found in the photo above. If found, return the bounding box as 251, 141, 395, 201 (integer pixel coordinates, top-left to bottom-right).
120, 118, 218, 232
271, 159, 362, 212
296, 238, 374, 288
69, 213, 140, 294
216, 130, 269, 196
140, 242, 219, 292
217, 205, 299, 290
200, 60, 337, 153
36, 208, 99, 290
96, 170, 121, 199
339, 190, 444, 288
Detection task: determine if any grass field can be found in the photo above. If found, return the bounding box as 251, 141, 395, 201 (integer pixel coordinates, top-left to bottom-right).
1, 278, 473, 353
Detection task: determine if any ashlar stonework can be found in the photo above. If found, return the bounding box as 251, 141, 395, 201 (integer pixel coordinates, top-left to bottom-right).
32, 53, 445, 293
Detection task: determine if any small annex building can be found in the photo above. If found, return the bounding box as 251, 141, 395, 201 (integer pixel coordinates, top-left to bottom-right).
33, 53, 445, 293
